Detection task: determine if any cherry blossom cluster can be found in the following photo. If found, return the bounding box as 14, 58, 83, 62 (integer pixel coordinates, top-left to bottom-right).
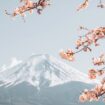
59, 49, 74, 61
60, 27, 105, 61
80, 54, 105, 102
77, 0, 89, 11
88, 54, 105, 79
5, 0, 50, 17
77, 0, 105, 11
79, 78, 105, 102
92, 54, 105, 66
88, 69, 105, 79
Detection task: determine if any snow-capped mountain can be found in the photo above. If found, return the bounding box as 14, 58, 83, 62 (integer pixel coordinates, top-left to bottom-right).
0, 54, 98, 89
0, 54, 104, 105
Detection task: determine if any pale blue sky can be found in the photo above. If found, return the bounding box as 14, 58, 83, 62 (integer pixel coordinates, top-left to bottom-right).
0, 0, 105, 73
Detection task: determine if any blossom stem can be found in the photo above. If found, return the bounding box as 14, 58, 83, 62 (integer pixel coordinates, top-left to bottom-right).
74, 45, 90, 54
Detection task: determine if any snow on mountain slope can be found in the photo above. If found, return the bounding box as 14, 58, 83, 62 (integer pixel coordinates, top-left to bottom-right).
0, 54, 98, 88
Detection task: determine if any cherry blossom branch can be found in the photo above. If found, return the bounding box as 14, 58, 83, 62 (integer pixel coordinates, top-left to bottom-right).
77, 0, 105, 11
79, 76, 105, 102
97, 0, 105, 8
98, 90, 105, 97
75, 45, 91, 54
5, 0, 50, 18
79, 54, 105, 102
60, 27, 105, 61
